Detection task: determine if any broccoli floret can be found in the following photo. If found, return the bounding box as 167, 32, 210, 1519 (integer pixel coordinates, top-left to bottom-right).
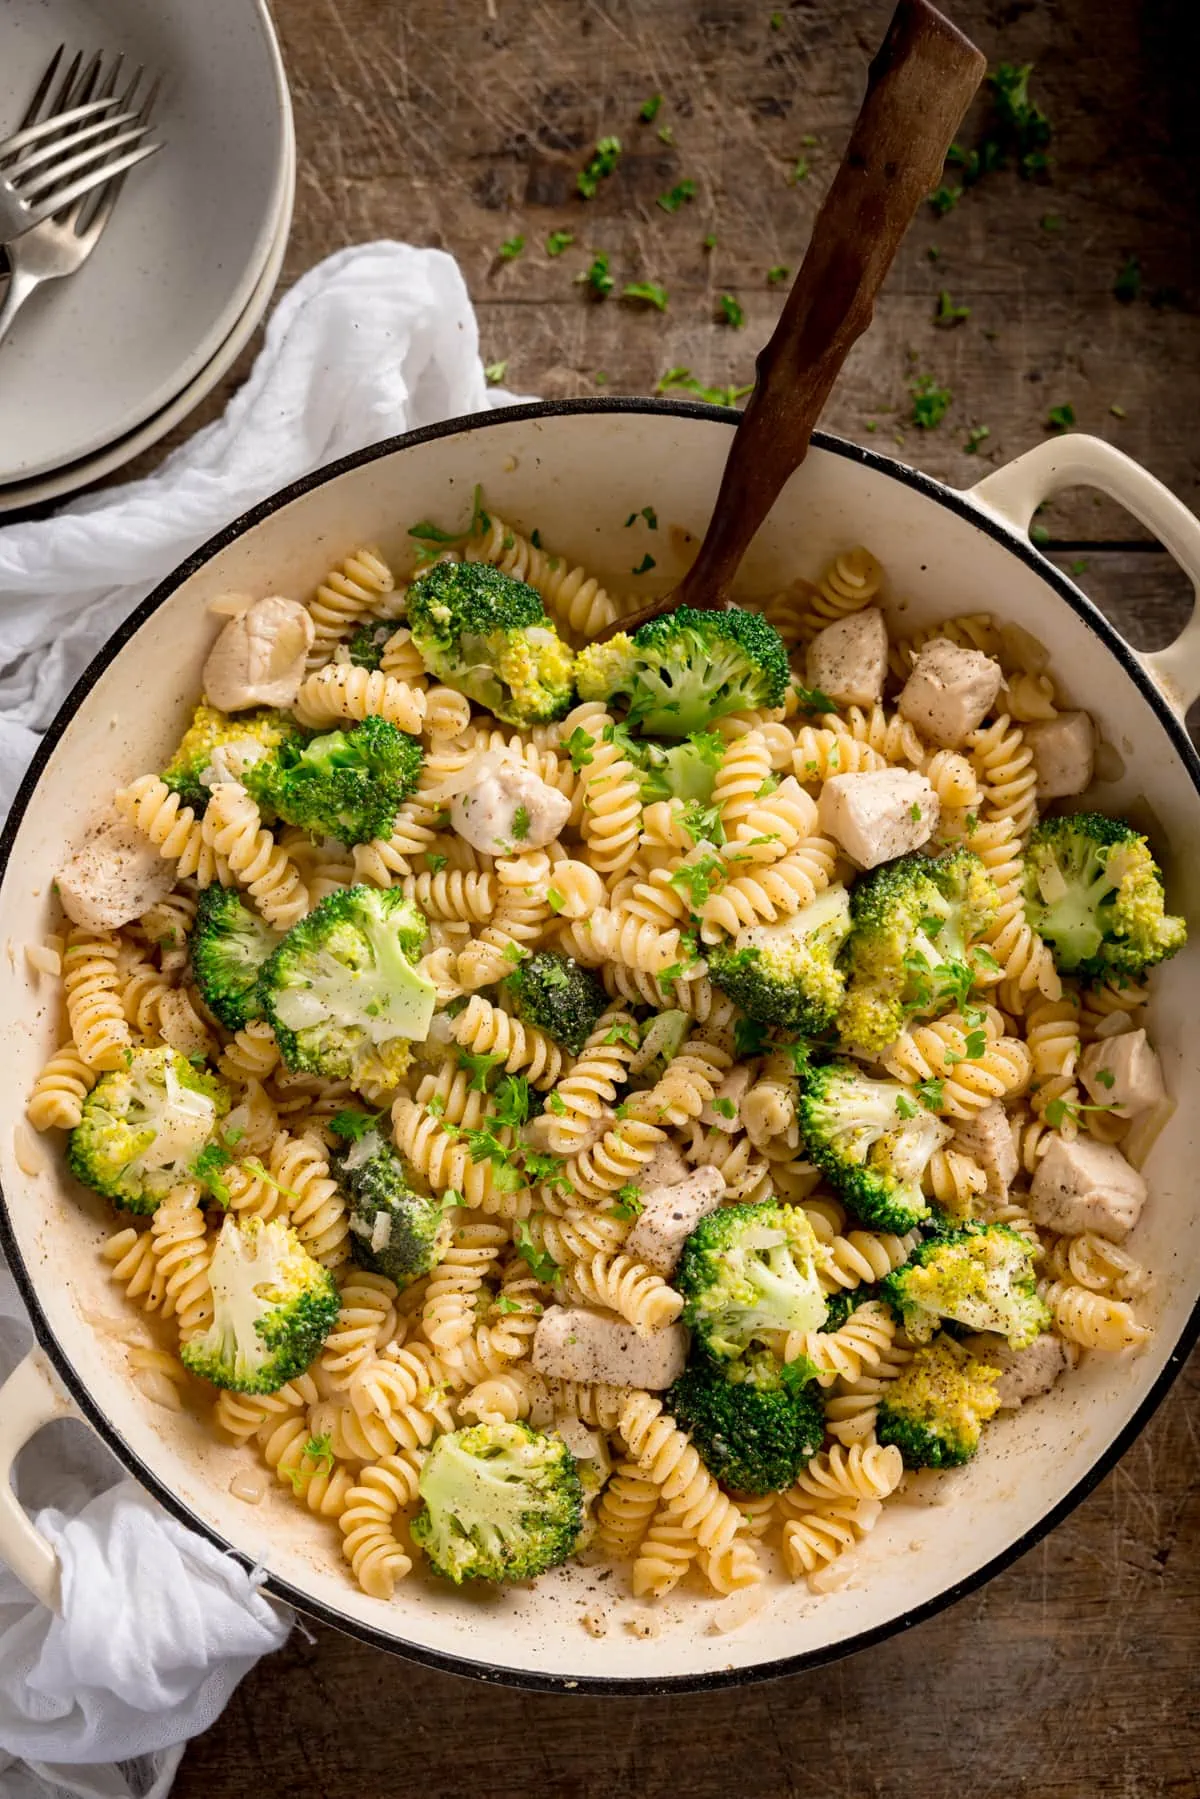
345, 620, 397, 670
189, 885, 278, 1031
1022, 812, 1186, 980
627, 729, 726, 805
406, 560, 575, 727
575, 606, 790, 736
244, 714, 423, 847
410, 1421, 583, 1583
676, 1199, 830, 1367
838, 850, 1000, 1055
708, 884, 851, 1031
501, 950, 607, 1055
797, 1060, 950, 1232
666, 1358, 825, 1494
332, 1117, 451, 1288
67, 1046, 230, 1214
180, 1215, 340, 1394
876, 1336, 1002, 1468
162, 702, 302, 812
881, 1221, 1050, 1348
259, 885, 435, 1087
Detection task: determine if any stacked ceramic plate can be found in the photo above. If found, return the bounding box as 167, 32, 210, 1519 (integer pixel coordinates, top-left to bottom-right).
0, 0, 294, 513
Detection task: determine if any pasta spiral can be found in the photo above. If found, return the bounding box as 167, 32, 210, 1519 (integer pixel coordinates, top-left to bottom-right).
294, 664, 427, 736
391, 1098, 531, 1218
307, 546, 397, 667
201, 783, 309, 928
26, 1042, 96, 1130
791, 1300, 897, 1388
270, 1132, 349, 1266
882, 1008, 1032, 1118
321, 1271, 399, 1387
451, 994, 566, 1088
340, 1456, 419, 1598
467, 512, 622, 640
150, 1184, 213, 1340
114, 775, 230, 887
697, 838, 838, 941
1038, 1280, 1150, 1352
618, 1393, 741, 1553
790, 1441, 904, 1506
593, 1461, 660, 1559
558, 1252, 684, 1334
542, 1008, 638, 1156
63, 929, 132, 1070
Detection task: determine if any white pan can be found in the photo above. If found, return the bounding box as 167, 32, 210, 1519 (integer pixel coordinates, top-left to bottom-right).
1, 404, 1198, 1691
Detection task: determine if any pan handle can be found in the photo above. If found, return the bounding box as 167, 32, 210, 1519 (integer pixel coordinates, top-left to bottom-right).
0, 1349, 77, 1610
967, 434, 1200, 717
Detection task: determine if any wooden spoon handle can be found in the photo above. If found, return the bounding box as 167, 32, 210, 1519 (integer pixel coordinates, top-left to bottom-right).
660, 0, 985, 622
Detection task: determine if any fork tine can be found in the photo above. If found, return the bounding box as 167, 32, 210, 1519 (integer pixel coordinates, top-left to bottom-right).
45, 49, 84, 121
5, 111, 141, 185
17, 122, 150, 203
97, 54, 124, 103
76, 71, 160, 238
18, 46, 65, 130
0, 98, 123, 165
70, 52, 105, 109
20, 138, 161, 226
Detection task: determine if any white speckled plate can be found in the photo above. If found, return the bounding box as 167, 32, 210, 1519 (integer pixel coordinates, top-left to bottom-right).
0, 105, 293, 514
0, 0, 290, 484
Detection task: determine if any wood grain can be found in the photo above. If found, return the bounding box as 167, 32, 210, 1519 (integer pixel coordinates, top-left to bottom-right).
144, 0, 1199, 1790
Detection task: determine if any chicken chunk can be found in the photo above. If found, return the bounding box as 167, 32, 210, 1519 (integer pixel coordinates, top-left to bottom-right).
700, 1066, 753, 1134
639, 1139, 691, 1192
450, 752, 571, 855
805, 608, 888, 709
898, 639, 1004, 749
952, 1102, 1018, 1198
965, 1331, 1077, 1408
1029, 1136, 1147, 1240
1024, 710, 1095, 801
532, 1307, 687, 1389
202, 596, 315, 711
1079, 1028, 1164, 1120
817, 769, 938, 868
56, 820, 176, 933
623, 1167, 726, 1275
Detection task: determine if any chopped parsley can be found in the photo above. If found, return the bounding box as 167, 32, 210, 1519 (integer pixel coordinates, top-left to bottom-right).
498, 235, 525, 262
328, 1108, 384, 1143
547, 887, 565, 914
577, 253, 615, 297
622, 281, 669, 313
733, 1017, 768, 1058
910, 374, 952, 430
190, 1143, 232, 1205
718, 294, 745, 329
492, 1075, 532, 1129
1046, 403, 1076, 432
791, 679, 836, 714
577, 137, 621, 199
611, 1183, 644, 1221
711, 1096, 737, 1121
929, 186, 960, 217
425, 851, 448, 873
963, 423, 991, 454
680, 799, 725, 847
457, 1048, 507, 1093
546, 229, 575, 257
767, 264, 789, 285
564, 727, 596, 771
632, 553, 657, 575
655, 367, 754, 407
1093, 1067, 1116, 1089
702, 232, 717, 250
657, 180, 697, 214
639, 94, 663, 123
511, 804, 530, 841
894, 1093, 918, 1121
910, 802, 923, 821
1031, 523, 1051, 547
515, 1219, 559, 1283
789, 157, 809, 184
546, 1091, 568, 1115
934, 290, 970, 327
916, 1079, 945, 1111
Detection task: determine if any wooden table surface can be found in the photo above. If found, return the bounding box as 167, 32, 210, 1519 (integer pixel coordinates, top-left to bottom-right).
172, 1, 1200, 1792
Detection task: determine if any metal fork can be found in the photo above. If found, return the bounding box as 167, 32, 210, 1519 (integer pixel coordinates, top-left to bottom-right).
0, 49, 162, 348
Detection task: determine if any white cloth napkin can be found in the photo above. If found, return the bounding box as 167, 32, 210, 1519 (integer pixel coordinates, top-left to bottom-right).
0, 240, 519, 1799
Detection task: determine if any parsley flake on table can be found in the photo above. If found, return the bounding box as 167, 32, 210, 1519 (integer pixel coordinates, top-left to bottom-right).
639, 93, 663, 123
910, 373, 952, 429
484, 360, 508, 385
934, 289, 970, 327
622, 280, 669, 312
577, 136, 621, 199
497, 234, 524, 262
718, 294, 745, 328
1046, 403, 1076, 432
657, 179, 697, 214
576, 252, 615, 297
963, 423, 990, 454
545, 229, 575, 257
767, 264, 789, 285
632, 553, 657, 575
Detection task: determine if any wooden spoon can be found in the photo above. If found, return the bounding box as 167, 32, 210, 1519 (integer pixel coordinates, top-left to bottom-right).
593, 0, 986, 644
